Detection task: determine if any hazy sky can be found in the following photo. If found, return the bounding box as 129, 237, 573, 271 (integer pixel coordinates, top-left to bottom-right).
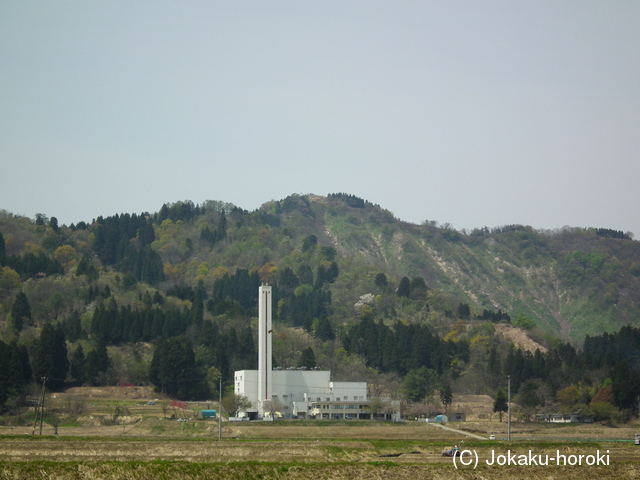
2, 1, 639, 236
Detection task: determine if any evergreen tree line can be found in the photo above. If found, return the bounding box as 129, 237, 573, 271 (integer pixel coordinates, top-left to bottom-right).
271, 263, 338, 331
92, 213, 164, 284
90, 298, 195, 345
582, 326, 640, 370
396, 276, 428, 300
0, 340, 31, 408
147, 320, 257, 399
342, 317, 470, 377
0, 306, 256, 408
75, 254, 99, 281
456, 302, 512, 323
200, 263, 338, 326
199, 212, 227, 247
595, 228, 632, 240
339, 316, 640, 414
68, 341, 111, 387
327, 193, 378, 209
209, 269, 262, 313
476, 307, 512, 323
3, 312, 640, 407
156, 200, 204, 223
1, 249, 64, 281
495, 344, 579, 394
149, 336, 206, 399
488, 331, 640, 413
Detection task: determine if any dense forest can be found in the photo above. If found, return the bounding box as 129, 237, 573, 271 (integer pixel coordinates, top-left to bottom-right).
1, 194, 640, 421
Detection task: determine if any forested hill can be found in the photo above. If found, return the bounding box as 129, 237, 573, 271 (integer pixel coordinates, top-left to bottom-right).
2, 193, 640, 412
1, 193, 639, 344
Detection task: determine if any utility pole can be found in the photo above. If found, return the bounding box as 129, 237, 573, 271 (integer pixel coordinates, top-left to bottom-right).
507, 375, 511, 442
218, 376, 222, 441
32, 377, 46, 435
39, 377, 47, 435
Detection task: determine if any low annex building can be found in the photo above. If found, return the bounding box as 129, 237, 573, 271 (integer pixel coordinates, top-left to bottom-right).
234, 285, 367, 419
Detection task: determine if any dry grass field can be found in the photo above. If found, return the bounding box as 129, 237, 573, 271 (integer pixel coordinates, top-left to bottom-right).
1, 387, 639, 479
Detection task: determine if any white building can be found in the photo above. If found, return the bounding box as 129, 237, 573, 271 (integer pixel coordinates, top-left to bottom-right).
234, 285, 367, 419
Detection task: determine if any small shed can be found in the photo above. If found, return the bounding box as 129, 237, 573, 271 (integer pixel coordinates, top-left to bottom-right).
435, 414, 448, 423
201, 410, 217, 419
450, 412, 466, 422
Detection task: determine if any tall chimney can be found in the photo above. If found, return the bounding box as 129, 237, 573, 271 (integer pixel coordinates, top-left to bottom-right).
258, 284, 272, 416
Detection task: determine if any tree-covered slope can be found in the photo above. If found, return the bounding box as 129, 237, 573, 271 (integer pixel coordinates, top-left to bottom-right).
2, 193, 640, 417
258, 194, 639, 342
2, 193, 639, 344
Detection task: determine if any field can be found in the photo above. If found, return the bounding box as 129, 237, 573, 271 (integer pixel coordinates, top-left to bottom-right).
1, 387, 639, 479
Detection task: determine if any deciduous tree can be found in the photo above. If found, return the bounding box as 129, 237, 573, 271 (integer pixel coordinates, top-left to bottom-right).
222, 391, 252, 417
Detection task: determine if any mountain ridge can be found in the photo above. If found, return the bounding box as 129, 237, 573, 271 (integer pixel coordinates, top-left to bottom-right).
1, 192, 639, 344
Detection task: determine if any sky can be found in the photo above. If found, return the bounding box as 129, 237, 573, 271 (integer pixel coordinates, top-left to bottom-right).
1, 1, 639, 237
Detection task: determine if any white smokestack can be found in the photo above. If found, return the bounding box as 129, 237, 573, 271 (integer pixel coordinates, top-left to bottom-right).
258, 284, 272, 416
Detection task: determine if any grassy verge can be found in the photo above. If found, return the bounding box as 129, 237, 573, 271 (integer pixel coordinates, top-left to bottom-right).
0, 460, 636, 480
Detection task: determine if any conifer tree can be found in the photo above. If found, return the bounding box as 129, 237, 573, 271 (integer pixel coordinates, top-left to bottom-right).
31, 323, 69, 390
315, 316, 335, 341
326, 261, 339, 284
440, 381, 453, 411
70, 345, 87, 383
149, 337, 207, 399
408, 276, 427, 300
374, 272, 388, 291
86, 341, 111, 385
10, 291, 31, 332
0, 231, 5, 265
297, 264, 314, 286
64, 311, 83, 342
298, 346, 316, 369
158, 203, 170, 223
493, 388, 508, 421
2, 341, 32, 401
397, 277, 411, 298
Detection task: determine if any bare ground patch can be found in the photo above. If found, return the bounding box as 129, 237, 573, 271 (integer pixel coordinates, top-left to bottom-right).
494, 324, 547, 353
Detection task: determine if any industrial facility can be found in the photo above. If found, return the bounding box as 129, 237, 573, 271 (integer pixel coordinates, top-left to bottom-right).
234, 285, 368, 419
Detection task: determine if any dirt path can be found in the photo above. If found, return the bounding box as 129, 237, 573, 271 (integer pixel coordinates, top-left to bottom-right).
426, 421, 488, 440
